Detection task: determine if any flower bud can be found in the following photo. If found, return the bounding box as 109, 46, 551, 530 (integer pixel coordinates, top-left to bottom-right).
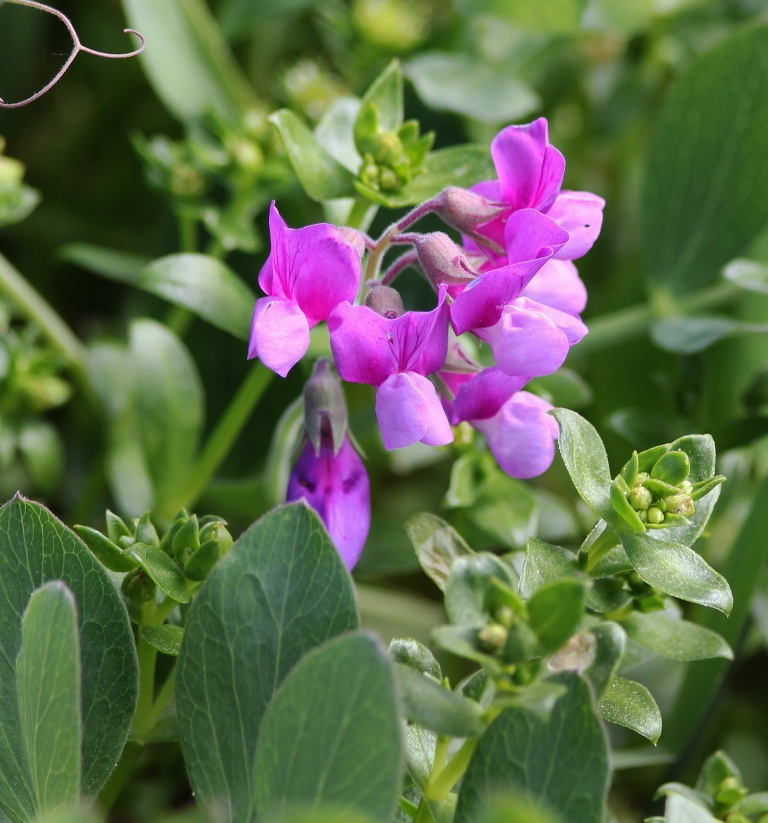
663, 493, 695, 518
715, 775, 747, 807
647, 507, 664, 525
303, 358, 348, 455
413, 232, 478, 289
184, 539, 221, 581
365, 283, 404, 319
433, 187, 505, 236
286, 434, 370, 570
172, 514, 200, 559
650, 450, 690, 486
373, 132, 404, 166
629, 486, 652, 511
379, 166, 403, 191
477, 623, 509, 652
199, 520, 233, 555
121, 568, 156, 604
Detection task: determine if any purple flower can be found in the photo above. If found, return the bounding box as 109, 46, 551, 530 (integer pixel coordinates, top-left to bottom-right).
474, 296, 588, 379
286, 434, 370, 570
247, 203, 362, 377
521, 259, 587, 315
450, 208, 569, 337
329, 290, 453, 450
448, 368, 558, 479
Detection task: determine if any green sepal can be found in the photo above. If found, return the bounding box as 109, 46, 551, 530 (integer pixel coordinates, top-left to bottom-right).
126, 542, 191, 603
645, 511, 690, 530
354, 104, 381, 155
651, 450, 691, 485
636, 444, 669, 472
610, 480, 646, 532
643, 477, 680, 497
74, 525, 138, 572
183, 538, 220, 581
106, 509, 132, 543
691, 475, 726, 501
173, 514, 201, 557
135, 512, 160, 548
620, 451, 639, 486
159, 511, 188, 553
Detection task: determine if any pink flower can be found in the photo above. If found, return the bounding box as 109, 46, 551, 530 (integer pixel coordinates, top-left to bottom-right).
470, 119, 604, 261
247, 203, 362, 377
286, 434, 370, 570
447, 368, 558, 479
329, 290, 453, 449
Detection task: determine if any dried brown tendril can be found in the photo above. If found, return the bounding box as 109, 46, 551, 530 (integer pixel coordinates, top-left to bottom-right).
0, 0, 145, 108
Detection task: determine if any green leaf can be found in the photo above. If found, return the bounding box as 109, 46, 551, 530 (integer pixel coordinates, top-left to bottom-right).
598, 676, 661, 744
394, 664, 486, 738
668, 434, 715, 482
455, 674, 609, 823
125, 544, 189, 604
622, 613, 732, 662
389, 638, 441, 680
528, 580, 587, 653
402, 723, 436, 792
121, 0, 255, 122
0, 184, 40, 228
270, 809, 384, 823
406, 53, 538, 124
73, 525, 137, 573
465, 474, 538, 551
583, 622, 626, 700
520, 538, 581, 598
219, 0, 316, 34
444, 554, 515, 626
650, 315, 768, 354
17, 582, 81, 815
0, 496, 137, 821
551, 409, 615, 524
663, 792, 719, 822
129, 319, 204, 516
176, 504, 359, 823
404, 512, 473, 592
528, 370, 593, 410
621, 532, 733, 614
253, 633, 402, 823
140, 625, 184, 657
270, 109, 356, 201
723, 258, 768, 294
401, 146, 496, 204
69, 251, 256, 341
739, 792, 768, 816
315, 96, 363, 174
642, 27, 768, 294
355, 60, 404, 149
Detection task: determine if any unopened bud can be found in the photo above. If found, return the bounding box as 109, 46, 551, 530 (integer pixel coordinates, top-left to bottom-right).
184, 540, 221, 581
199, 521, 233, 555
173, 515, 200, 559
629, 486, 652, 511
121, 568, 156, 604
413, 232, 478, 288
715, 775, 747, 807
647, 507, 664, 525
373, 132, 404, 166
650, 450, 690, 486
303, 358, 348, 455
495, 605, 515, 627
433, 187, 505, 236
663, 493, 695, 518
478, 623, 509, 652
379, 166, 402, 191
365, 283, 404, 319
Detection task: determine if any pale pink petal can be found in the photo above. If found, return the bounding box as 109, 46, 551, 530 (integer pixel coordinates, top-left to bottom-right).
375, 372, 453, 450
504, 209, 569, 266
247, 297, 310, 377
491, 119, 565, 213
515, 296, 588, 345
476, 304, 570, 378
522, 259, 587, 315
286, 435, 370, 570
473, 391, 558, 478
451, 368, 528, 424
548, 191, 605, 260
329, 302, 396, 386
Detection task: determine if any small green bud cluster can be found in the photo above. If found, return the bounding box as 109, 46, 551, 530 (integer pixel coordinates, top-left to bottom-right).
75, 509, 233, 608
610, 443, 725, 533
357, 108, 434, 194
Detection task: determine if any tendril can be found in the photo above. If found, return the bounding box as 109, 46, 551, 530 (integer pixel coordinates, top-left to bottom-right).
0, 0, 145, 108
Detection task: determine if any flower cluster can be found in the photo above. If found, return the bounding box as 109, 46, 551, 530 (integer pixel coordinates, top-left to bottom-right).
248, 119, 603, 565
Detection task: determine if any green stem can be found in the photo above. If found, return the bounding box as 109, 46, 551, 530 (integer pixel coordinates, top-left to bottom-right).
346, 198, 376, 231
586, 525, 621, 573
579, 281, 739, 353
97, 742, 143, 812
0, 251, 87, 376
427, 737, 479, 801
145, 664, 176, 731
165, 364, 273, 517
133, 632, 157, 740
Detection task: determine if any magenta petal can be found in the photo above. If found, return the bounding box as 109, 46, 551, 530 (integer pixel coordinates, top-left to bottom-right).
260, 202, 362, 323
391, 288, 450, 375
473, 392, 558, 478
522, 259, 587, 315
476, 304, 570, 378
375, 372, 453, 450
286, 435, 370, 570
451, 368, 528, 424
504, 208, 570, 266
491, 119, 565, 213
329, 302, 396, 386
248, 296, 310, 377
548, 191, 605, 260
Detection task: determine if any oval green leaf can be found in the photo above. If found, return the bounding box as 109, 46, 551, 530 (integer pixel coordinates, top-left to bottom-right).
598, 676, 662, 744
621, 613, 732, 662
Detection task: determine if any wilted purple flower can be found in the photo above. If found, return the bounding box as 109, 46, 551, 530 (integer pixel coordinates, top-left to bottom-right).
287, 434, 370, 570
448, 368, 559, 478
329, 290, 453, 450
248, 203, 362, 377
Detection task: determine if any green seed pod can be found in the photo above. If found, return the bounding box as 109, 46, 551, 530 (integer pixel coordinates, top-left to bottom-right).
199, 521, 233, 556
650, 450, 690, 486
715, 776, 747, 808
